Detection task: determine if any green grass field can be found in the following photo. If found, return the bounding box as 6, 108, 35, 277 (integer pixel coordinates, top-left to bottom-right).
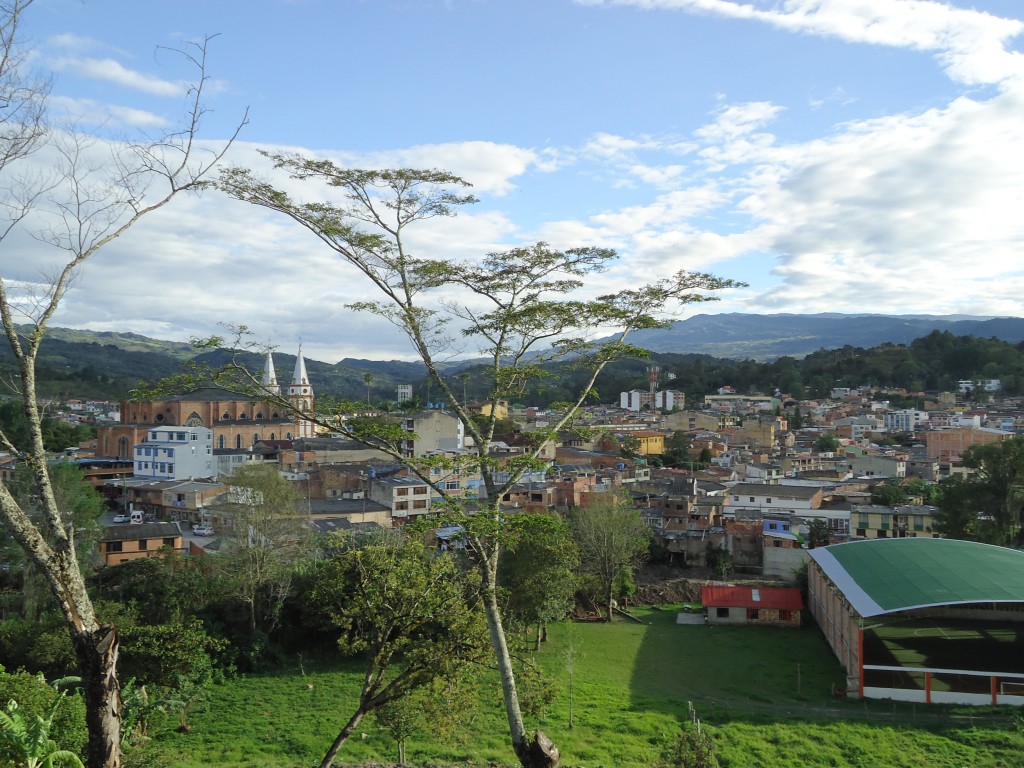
149, 607, 1024, 768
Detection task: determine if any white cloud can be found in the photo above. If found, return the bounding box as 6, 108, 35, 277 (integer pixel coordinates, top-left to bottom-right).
49, 56, 185, 96
48, 96, 170, 129
579, 0, 1024, 86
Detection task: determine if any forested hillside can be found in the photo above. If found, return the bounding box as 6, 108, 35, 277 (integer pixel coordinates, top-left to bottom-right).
8, 326, 1024, 406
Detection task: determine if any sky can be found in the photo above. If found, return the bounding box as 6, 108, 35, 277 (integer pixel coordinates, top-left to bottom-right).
6, 0, 1024, 364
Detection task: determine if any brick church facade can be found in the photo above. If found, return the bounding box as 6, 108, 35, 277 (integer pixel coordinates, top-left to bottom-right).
97, 349, 316, 460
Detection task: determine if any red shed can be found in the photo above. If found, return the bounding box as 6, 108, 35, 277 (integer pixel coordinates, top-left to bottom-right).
702, 585, 803, 627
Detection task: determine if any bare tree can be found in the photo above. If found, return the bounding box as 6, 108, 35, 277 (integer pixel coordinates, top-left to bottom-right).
0, 5, 245, 766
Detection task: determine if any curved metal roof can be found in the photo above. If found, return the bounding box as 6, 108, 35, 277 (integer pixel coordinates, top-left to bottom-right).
808, 538, 1024, 618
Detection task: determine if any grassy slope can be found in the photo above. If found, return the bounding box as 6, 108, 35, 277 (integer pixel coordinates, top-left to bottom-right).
151, 608, 1022, 768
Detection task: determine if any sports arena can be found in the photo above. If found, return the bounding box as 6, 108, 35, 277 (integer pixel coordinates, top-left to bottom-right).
807, 538, 1024, 705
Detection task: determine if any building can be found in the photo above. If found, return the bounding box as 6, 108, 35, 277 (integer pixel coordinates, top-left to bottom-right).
883, 409, 928, 433
99, 521, 184, 566
924, 426, 1012, 464
701, 585, 803, 627
133, 426, 213, 480
727, 483, 825, 516
97, 349, 315, 458
401, 409, 464, 457
808, 538, 1024, 704
850, 504, 940, 540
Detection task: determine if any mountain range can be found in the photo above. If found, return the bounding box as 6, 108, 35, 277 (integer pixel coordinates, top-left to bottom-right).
621, 313, 1024, 361
9, 313, 1024, 401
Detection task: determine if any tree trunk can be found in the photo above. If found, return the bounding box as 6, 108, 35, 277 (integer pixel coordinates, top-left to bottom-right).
72, 625, 122, 768
480, 551, 560, 768
319, 708, 366, 768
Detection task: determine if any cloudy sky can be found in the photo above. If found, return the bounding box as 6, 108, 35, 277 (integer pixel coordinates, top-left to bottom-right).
8, 0, 1024, 363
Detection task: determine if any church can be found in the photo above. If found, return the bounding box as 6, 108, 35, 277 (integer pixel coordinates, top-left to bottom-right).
96, 349, 316, 459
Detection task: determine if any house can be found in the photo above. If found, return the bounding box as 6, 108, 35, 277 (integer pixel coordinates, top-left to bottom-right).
701, 585, 803, 627
850, 504, 941, 539
727, 483, 825, 516
401, 409, 464, 457
132, 425, 213, 480
367, 475, 432, 521
100, 521, 184, 566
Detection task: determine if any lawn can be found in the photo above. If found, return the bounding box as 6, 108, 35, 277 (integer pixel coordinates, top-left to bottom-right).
150, 607, 1024, 768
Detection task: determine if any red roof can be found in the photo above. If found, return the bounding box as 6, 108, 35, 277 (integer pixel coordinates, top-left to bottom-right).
701, 585, 803, 611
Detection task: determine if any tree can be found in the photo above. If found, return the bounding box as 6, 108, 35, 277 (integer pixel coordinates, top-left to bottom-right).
363, 372, 374, 404
663, 431, 692, 468
306, 538, 487, 768
500, 514, 580, 650
217, 464, 313, 639
567, 492, 650, 622
0, 5, 245, 765
870, 482, 908, 507
934, 437, 1024, 545
932, 475, 982, 540
806, 518, 830, 549
217, 155, 742, 768
814, 432, 841, 453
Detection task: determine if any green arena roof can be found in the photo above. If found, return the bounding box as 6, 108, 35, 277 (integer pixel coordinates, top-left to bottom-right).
808, 538, 1024, 618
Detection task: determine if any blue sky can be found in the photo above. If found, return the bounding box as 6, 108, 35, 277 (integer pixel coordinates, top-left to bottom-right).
11, 0, 1024, 362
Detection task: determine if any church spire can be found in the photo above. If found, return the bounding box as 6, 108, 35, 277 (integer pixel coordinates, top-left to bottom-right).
291, 345, 309, 387
262, 351, 279, 392
287, 346, 315, 439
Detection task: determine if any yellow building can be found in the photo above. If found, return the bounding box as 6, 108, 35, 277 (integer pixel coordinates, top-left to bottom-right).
851, 504, 941, 540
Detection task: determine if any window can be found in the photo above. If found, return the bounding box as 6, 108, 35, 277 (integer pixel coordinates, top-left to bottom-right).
150, 432, 158, 440
779, 610, 794, 622
106, 541, 123, 553
176, 432, 186, 441
395, 501, 408, 510
716, 607, 729, 618
396, 487, 409, 496
746, 608, 760, 620
414, 486, 427, 495
413, 499, 428, 509
773, 540, 782, 547
191, 432, 198, 440
766, 498, 772, 504
444, 480, 461, 491
856, 528, 866, 537
138, 540, 148, 551
218, 436, 226, 449
167, 464, 174, 474
162, 538, 176, 547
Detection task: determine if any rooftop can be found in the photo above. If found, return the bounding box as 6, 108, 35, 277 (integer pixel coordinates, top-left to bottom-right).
809, 538, 1024, 618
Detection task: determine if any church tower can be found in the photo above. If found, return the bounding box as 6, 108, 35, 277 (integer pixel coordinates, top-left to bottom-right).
261, 351, 279, 394
287, 346, 315, 438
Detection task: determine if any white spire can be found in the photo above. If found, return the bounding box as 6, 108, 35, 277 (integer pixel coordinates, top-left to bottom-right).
291, 346, 309, 386
262, 352, 278, 390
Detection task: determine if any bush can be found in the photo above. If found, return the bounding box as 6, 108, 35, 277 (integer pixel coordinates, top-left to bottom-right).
0, 667, 87, 762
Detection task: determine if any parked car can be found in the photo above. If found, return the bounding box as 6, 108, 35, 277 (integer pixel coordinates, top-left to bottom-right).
192, 524, 214, 536
112, 513, 130, 523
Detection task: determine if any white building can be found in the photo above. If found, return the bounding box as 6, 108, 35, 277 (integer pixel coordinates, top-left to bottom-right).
620, 389, 685, 412
883, 409, 929, 433
133, 426, 213, 480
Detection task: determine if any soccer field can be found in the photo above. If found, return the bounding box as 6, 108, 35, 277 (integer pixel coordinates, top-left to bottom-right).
864, 618, 1024, 682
